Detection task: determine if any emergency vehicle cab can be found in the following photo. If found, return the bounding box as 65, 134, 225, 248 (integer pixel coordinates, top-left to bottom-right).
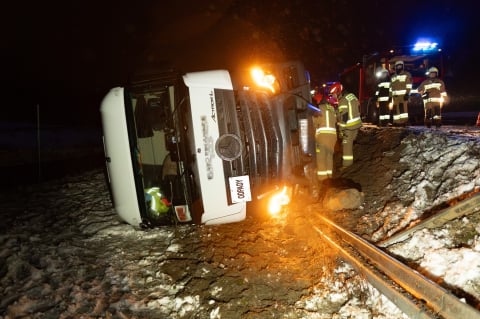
100, 62, 313, 227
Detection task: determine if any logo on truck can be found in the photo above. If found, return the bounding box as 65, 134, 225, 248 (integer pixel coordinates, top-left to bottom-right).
215, 134, 242, 161
209, 91, 216, 123
201, 115, 215, 180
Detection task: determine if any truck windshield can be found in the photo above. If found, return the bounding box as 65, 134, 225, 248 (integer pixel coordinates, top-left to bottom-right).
127, 76, 201, 226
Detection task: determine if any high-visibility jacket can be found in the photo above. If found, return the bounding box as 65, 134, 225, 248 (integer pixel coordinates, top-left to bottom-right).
390, 71, 412, 97
375, 80, 391, 102
417, 78, 447, 106
313, 101, 337, 179
145, 187, 171, 215
376, 79, 391, 123
337, 93, 362, 130
313, 102, 338, 134
337, 93, 361, 167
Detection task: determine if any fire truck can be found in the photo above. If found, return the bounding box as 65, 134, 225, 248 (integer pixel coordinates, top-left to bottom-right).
100, 61, 314, 227
338, 41, 444, 124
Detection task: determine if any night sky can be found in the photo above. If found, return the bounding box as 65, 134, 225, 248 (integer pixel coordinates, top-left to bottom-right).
3, 0, 479, 127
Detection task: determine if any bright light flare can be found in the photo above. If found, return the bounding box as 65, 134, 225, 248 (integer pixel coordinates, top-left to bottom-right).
413, 40, 438, 52
375, 67, 388, 78
267, 186, 291, 216
251, 67, 277, 93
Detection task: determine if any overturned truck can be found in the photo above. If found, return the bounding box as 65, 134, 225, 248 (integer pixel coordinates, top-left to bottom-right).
100, 61, 314, 227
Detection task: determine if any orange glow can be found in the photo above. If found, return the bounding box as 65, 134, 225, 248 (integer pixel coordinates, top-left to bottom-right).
267, 186, 291, 216
251, 67, 277, 93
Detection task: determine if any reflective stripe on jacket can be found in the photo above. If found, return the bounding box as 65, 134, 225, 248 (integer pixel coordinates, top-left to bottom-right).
390, 71, 412, 96
375, 81, 390, 101
417, 78, 447, 104
338, 93, 362, 129
313, 102, 338, 134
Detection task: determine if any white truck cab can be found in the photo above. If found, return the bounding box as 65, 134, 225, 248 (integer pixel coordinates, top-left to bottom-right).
100, 62, 313, 227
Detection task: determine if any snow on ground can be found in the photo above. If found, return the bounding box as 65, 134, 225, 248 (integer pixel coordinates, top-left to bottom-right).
0, 172, 416, 319
357, 126, 480, 306
1, 125, 480, 318
388, 218, 480, 302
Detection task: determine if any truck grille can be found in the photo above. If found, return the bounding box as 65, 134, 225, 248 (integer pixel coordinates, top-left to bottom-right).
237, 91, 282, 190
213, 89, 247, 189
214, 89, 285, 202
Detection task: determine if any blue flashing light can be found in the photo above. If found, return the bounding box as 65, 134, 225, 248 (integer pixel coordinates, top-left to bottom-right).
307, 103, 322, 113
412, 39, 439, 52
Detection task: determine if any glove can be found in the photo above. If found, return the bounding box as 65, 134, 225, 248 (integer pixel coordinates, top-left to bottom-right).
403, 94, 409, 101
422, 91, 429, 99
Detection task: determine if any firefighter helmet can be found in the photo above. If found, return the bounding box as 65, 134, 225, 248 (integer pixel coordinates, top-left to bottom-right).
394, 60, 404, 74
329, 82, 343, 95
427, 67, 439, 76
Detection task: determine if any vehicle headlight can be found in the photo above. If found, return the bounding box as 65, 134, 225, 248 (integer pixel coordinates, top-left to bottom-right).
251, 67, 278, 93
267, 186, 291, 216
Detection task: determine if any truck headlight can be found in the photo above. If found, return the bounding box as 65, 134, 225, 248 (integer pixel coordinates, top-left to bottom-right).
267, 186, 291, 216
251, 67, 278, 93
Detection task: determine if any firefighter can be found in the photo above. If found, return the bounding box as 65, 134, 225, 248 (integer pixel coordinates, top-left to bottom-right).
312, 96, 338, 182
374, 67, 392, 126
330, 82, 362, 168
417, 67, 448, 128
389, 61, 412, 126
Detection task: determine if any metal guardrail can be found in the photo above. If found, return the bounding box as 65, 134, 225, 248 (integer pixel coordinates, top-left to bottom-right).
315, 215, 480, 319
378, 192, 480, 247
